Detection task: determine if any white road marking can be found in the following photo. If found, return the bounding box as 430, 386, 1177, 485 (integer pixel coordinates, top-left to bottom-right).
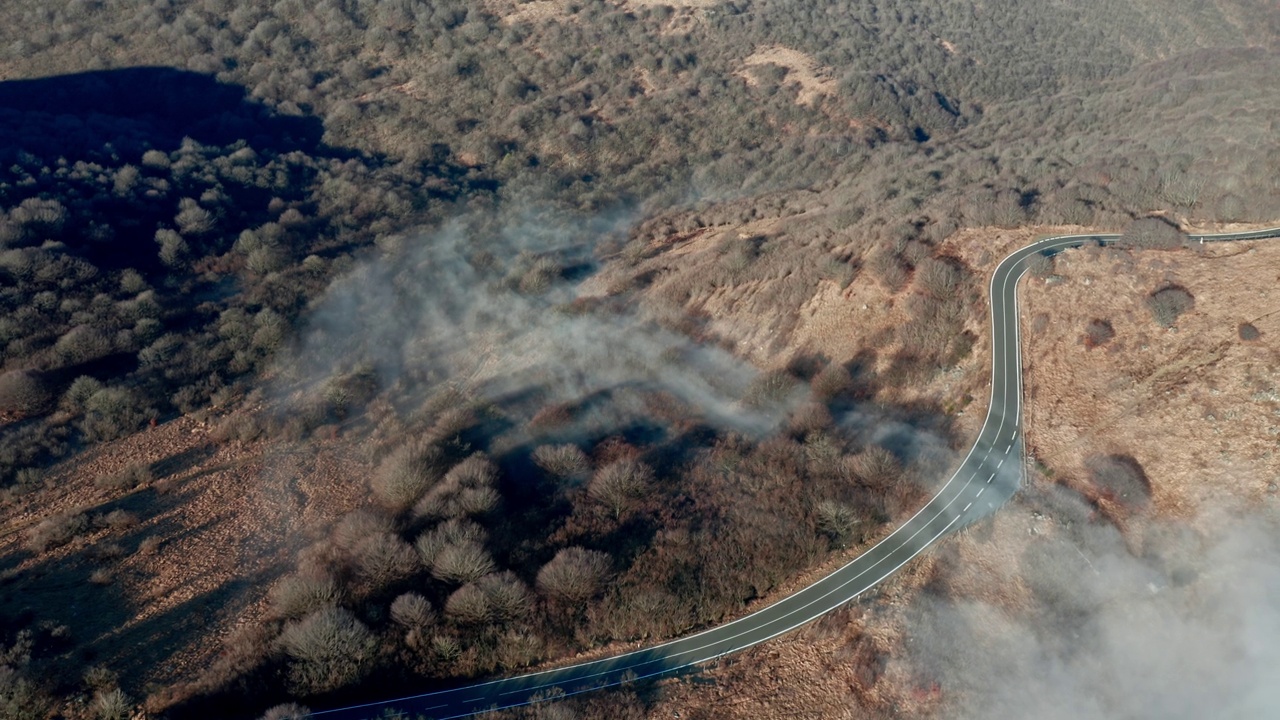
977, 488, 985, 497
963, 502, 972, 512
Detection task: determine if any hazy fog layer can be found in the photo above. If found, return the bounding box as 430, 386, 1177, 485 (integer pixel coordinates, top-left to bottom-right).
908, 493, 1280, 720
280, 203, 791, 439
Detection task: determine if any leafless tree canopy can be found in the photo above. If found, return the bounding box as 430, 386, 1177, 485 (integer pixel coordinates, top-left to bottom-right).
537, 547, 613, 604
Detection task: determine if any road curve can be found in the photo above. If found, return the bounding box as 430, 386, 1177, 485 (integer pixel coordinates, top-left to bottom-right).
312, 225, 1280, 720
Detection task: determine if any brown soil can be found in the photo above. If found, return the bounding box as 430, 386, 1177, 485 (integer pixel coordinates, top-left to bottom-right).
0, 412, 370, 705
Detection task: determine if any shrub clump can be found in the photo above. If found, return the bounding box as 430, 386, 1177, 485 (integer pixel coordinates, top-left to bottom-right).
371, 440, 449, 512
413, 454, 500, 520
268, 573, 344, 620
1083, 318, 1116, 348
1085, 453, 1151, 511
1118, 217, 1188, 250
1146, 286, 1194, 328
24, 511, 89, 553
278, 607, 377, 694
1238, 322, 1261, 341
531, 444, 589, 479
95, 462, 152, 491
0, 370, 53, 415
81, 387, 149, 442
389, 592, 436, 631
536, 547, 612, 604
587, 458, 653, 517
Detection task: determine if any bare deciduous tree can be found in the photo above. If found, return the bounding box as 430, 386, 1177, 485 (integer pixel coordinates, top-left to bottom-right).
587, 459, 653, 517
278, 607, 377, 694
390, 592, 436, 631
536, 547, 612, 604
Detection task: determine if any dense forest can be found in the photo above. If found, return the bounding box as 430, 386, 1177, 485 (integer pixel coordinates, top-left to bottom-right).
0, 0, 1278, 718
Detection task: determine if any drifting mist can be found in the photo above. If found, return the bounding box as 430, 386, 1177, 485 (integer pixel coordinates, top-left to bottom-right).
276, 203, 793, 444
908, 492, 1280, 719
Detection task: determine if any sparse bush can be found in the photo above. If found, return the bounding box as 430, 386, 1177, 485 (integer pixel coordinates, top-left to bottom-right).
136, 536, 161, 556
0, 666, 51, 720
430, 541, 496, 585
496, 631, 544, 671
532, 444, 589, 479
25, 511, 89, 553
444, 583, 492, 625
414, 454, 500, 520
1083, 319, 1115, 348
414, 519, 487, 568
352, 533, 418, 586
811, 363, 855, 402
278, 607, 377, 694
1118, 217, 1187, 250
790, 402, 835, 436
61, 376, 103, 413
332, 510, 394, 556
81, 387, 148, 442
259, 704, 311, 720
390, 593, 436, 630
536, 547, 612, 604
915, 256, 964, 297
82, 665, 117, 692
98, 510, 138, 531
868, 249, 909, 292
1085, 453, 1151, 510
815, 500, 861, 546
1239, 322, 1261, 341
93, 688, 131, 720
211, 412, 263, 444
1026, 253, 1055, 278
371, 440, 449, 512
0, 370, 52, 415
96, 462, 151, 491
477, 571, 534, 622
1146, 286, 1194, 327
587, 459, 653, 517
269, 573, 344, 620
850, 446, 901, 490
743, 369, 799, 407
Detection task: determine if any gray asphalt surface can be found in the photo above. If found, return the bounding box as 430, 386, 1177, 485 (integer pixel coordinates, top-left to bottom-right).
311, 226, 1280, 720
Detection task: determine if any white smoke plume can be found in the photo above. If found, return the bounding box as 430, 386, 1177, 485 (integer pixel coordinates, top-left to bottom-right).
276, 203, 792, 441
905, 490, 1280, 720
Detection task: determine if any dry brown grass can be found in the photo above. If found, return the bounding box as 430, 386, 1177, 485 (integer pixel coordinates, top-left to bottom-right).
737, 46, 839, 107
1020, 236, 1280, 519
0, 411, 371, 710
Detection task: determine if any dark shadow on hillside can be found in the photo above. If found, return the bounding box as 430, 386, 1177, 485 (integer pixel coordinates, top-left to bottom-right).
0, 67, 328, 163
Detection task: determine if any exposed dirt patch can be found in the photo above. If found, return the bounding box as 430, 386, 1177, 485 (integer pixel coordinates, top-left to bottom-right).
738, 46, 839, 107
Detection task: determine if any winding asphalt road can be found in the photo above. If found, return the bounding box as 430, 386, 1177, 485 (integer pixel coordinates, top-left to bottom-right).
312, 226, 1280, 720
